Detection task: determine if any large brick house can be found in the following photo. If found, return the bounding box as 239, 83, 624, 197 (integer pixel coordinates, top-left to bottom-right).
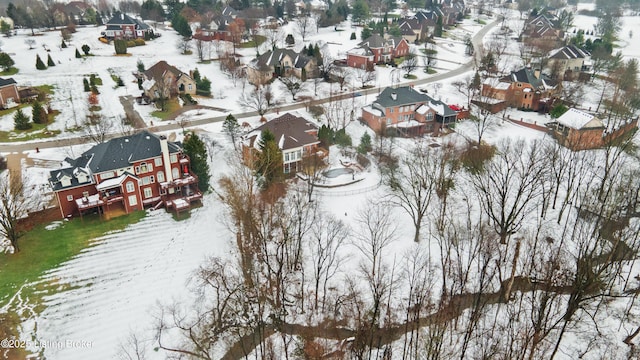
547, 108, 638, 151
347, 34, 409, 69
0, 77, 20, 109
362, 86, 457, 136
242, 113, 326, 174
482, 67, 558, 112
522, 14, 564, 49
246, 48, 317, 85
102, 12, 152, 39
142, 61, 196, 99
49, 131, 202, 218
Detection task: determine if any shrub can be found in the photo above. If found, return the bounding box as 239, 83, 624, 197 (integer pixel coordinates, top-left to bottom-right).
61, 39, 67, 48
35, 55, 47, 70
83, 78, 90, 92
75, 48, 82, 58
47, 54, 55, 67
357, 132, 372, 154
285, 34, 295, 45
126, 40, 136, 47
134, 38, 145, 46
91, 85, 99, 94
117, 77, 124, 86
81, 44, 90, 55
350, 32, 356, 40
114, 39, 127, 54
89, 74, 97, 86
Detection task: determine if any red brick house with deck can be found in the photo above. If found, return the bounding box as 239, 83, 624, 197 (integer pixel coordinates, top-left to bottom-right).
482, 67, 558, 112
49, 130, 202, 218
242, 113, 327, 174
347, 34, 409, 69
362, 86, 458, 136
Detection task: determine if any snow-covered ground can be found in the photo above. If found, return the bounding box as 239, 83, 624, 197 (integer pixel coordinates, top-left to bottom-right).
3, 3, 640, 359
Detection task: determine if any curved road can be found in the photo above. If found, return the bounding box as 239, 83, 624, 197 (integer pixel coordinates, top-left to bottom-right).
0, 19, 498, 153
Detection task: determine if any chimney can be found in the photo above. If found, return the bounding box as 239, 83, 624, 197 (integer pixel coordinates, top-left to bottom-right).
391, 92, 397, 101
160, 135, 173, 182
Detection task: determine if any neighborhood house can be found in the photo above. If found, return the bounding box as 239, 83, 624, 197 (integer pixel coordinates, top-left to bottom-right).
243, 113, 326, 174
49, 131, 202, 218
141, 61, 196, 100
102, 12, 152, 39
347, 34, 409, 69
362, 86, 458, 136
0, 77, 20, 109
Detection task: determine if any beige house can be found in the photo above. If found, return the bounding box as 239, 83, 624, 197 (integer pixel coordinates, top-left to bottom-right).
246, 48, 317, 85
547, 45, 591, 80
142, 61, 196, 99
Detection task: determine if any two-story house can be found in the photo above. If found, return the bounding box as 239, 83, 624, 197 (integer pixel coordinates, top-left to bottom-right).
246, 48, 317, 85
522, 14, 564, 49
141, 61, 196, 100
49, 131, 202, 218
0, 77, 20, 109
242, 113, 326, 174
482, 67, 558, 112
347, 34, 409, 69
102, 12, 152, 39
547, 44, 591, 80
362, 86, 458, 136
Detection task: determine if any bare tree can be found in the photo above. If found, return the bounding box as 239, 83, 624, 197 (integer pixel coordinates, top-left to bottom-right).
0, 171, 28, 253
423, 42, 437, 73
238, 84, 275, 117
318, 46, 335, 81
194, 37, 209, 62
280, 75, 307, 100
177, 37, 191, 55
332, 66, 351, 91
263, 28, 284, 51
84, 115, 113, 144
469, 139, 546, 244
295, 14, 313, 42
383, 141, 441, 242
353, 62, 377, 88
402, 50, 419, 77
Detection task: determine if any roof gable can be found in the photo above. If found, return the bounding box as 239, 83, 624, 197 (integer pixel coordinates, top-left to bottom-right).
251, 113, 319, 151
375, 86, 432, 108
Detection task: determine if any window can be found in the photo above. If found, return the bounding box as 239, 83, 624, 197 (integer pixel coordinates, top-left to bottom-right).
285, 153, 290, 162
427, 112, 434, 121
170, 154, 178, 163
143, 188, 153, 199
139, 163, 148, 173
67, 195, 73, 201
128, 195, 137, 206
157, 171, 165, 183
142, 176, 151, 185
101, 171, 114, 180
154, 157, 162, 167
188, 84, 193, 91
172, 167, 179, 180
135, 166, 140, 174
296, 151, 301, 159
387, 118, 392, 125
390, 108, 394, 113
126, 181, 135, 193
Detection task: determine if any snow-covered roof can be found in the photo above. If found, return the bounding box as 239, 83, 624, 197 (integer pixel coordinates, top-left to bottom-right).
96, 173, 129, 191
555, 108, 604, 130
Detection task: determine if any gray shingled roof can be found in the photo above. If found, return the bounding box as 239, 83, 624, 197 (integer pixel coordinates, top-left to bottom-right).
106, 12, 149, 30
549, 44, 590, 59
0, 77, 17, 87
49, 131, 182, 191
375, 86, 431, 108
505, 67, 556, 89
253, 48, 312, 69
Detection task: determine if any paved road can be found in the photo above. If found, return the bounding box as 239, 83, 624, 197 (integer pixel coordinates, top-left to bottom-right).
0, 19, 498, 154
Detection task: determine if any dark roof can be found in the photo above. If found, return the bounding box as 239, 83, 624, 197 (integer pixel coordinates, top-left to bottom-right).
549, 44, 590, 60
504, 67, 556, 89
412, 10, 438, 24
358, 34, 406, 51
49, 130, 183, 191
253, 48, 312, 69
144, 61, 190, 82
0, 77, 17, 87
106, 12, 150, 30
81, 130, 182, 173
222, 6, 237, 17
375, 86, 431, 108
252, 113, 319, 151
399, 18, 421, 31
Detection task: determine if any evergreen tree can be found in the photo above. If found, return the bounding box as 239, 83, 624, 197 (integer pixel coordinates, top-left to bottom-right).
83, 78, 90, 92
137, 59, 145, 72
61, 39, 67, 48
81, 44, 90, 55
75, 48, 82, 58
35, 54, 46, 70
361, 26, 372, 40
47, 54, 55, 66
222, 114, 241, 149
31, 101, 47, 124
357, 132, 372, 154
172, 14, 192, 37
13, 108, 32, 130
0, 52, 14, 72
182, 133, 211, 192
255, 129, 283, 188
